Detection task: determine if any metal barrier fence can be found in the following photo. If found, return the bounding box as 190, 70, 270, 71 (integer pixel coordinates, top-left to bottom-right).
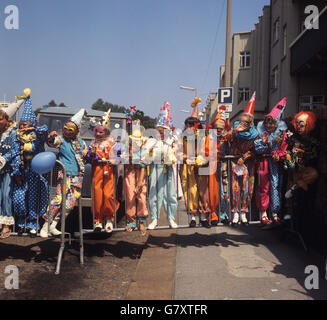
77, 155, 262, 235
4, 152, 310, 273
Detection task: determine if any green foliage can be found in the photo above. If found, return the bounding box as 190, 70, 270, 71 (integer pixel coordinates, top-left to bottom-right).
92, 98, 155, 129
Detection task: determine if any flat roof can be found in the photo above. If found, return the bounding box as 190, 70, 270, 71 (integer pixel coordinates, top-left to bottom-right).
38, 107, 127, 119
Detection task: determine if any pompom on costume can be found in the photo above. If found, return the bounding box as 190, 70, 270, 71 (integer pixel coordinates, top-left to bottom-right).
85, 110, 120, 233
147, 102, 178, 229
0, 96, 24, 233
180, 97, 211, 227
41, 108, 88, 237
254, 98, 288, 224
12, 89, 50, 234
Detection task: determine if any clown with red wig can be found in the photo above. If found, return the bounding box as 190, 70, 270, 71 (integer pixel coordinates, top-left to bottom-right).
283, 111, 319, 215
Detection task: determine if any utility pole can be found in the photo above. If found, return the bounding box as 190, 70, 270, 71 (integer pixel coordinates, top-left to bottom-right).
224, 0, 232, 87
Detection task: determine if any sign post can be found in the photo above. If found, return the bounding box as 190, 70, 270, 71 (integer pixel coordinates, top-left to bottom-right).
218, 87, 233, 114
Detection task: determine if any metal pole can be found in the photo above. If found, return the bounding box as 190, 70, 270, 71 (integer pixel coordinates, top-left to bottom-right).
166, 166, 170, 226
225, 0, 232, 87
176, 164, 180, 227
48, 170, 53, 235
92, 168, 95, 230
156, 165, 160, 227
79, 196, 84, 265
124, 165, 127, 228
114, 164, 117, 230
55, 161, 67, 275
186, 164, 191, 225
102, 164, 105, 229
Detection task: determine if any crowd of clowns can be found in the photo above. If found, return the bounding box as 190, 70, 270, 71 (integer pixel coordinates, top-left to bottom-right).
0, 88, 319, 239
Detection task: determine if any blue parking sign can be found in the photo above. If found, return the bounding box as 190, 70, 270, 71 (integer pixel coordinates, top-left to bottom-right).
218, 88, 233, 104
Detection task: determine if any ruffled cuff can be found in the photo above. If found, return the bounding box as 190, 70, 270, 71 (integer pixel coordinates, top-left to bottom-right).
0, 216, 15, 226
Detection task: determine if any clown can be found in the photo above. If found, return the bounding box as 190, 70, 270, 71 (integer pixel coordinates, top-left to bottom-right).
12, 89, 49, 237
228, 92, 259, 226
146, 102, 178, 230
254, 98, 288, 226
206, 105, 231, 226
0, 96, 24, 239
121, 120, 149, 235
85, 110, 120, 233
283, 111, 319, 221
40, 109, 88, 238
180, 97, 211, 228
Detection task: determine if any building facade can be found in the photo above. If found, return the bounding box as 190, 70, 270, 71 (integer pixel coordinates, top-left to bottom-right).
212, 0, 327, 123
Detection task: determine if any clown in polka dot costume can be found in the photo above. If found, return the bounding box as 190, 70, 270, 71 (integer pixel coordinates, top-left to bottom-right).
12, 89, 49, 237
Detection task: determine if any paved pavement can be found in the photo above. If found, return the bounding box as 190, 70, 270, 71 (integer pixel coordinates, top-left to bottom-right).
173, 203, 327, 300
126, 201, 327, 300
1, 201, 326, 300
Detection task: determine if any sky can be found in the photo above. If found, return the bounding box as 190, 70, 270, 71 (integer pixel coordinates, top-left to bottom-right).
0, 0, 270, 128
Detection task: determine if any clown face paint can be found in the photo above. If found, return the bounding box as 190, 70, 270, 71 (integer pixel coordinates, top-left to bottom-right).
213, 119, 226, 137
264, 117, 278, 133
63, 121, 78, 139
0, 114, 9, 134
236, 114, 252, 132
19, 121, 32, 130
296, 114, 309, 135
95, 125, 107, 140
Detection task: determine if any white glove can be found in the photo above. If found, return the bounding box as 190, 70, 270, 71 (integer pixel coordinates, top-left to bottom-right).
285, 185, 297, 199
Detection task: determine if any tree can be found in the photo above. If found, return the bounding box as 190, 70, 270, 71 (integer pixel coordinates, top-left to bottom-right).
48, 100, 57, 107
58, 102, 67, 107
92, 98, 156, 129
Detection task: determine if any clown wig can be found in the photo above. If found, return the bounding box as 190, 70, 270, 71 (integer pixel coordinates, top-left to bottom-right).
292, 111, 317, 135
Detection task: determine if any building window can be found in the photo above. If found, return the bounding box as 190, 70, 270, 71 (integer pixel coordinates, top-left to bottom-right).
271, 66, 279, 90
240, 51, 251, 68
299, 95, 325, 111
283, 25, 287, 57
273, 18, 280, 43
238, 88, 250, 104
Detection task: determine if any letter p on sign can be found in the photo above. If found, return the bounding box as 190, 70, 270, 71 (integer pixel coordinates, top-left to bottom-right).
218, 88, 233, 104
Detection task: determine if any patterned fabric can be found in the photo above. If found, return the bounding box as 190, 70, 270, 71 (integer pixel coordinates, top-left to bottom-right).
231, 162, 255, 213
0, 173, 14, 225
45, 171, 83, 222
155, 102, 173, 129
13, 168, 49, 230
48, 136, 87, 176
20, 97, 37, 124
228, 131, 256, 214
255, 122, 287, 216
12, 125, 49, 230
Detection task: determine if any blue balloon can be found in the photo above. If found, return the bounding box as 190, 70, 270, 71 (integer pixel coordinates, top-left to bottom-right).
31, 152, 57, 175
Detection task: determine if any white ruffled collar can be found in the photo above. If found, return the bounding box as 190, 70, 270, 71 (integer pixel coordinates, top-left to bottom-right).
0, 123, 16, 143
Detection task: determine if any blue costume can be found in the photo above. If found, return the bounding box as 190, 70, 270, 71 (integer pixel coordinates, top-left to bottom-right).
12, 97, 49, 231
0, 124, 20, 226
218, 135, 230, 222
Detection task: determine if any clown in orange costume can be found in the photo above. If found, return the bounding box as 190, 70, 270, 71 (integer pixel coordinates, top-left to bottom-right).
85, 110, 120, 233
206, 105, 232, 226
